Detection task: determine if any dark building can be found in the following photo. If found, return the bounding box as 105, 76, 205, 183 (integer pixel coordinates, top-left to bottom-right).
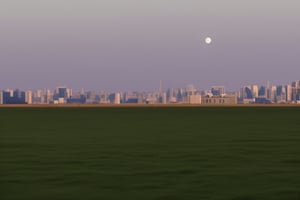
126, 98, 138, 103
258, 86, 266, 97
244, 87, 253, 99
2, 89, 26, 104
53, 87, 69, 100
2, 91, 11, 104
67, 97, 86, 104
58, 88, 68, 98
255, 97, 271, 104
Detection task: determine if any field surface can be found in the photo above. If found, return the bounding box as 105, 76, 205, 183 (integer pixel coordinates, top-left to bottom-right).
1, 107, 300, 200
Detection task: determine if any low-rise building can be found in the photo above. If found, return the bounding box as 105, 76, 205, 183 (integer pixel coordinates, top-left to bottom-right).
201, 95, 237, 105
188, 94, 201, 104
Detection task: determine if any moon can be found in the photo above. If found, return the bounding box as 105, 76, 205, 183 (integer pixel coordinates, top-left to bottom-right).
205, 37, 212, 44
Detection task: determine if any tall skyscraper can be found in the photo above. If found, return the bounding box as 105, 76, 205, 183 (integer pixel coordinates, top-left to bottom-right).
265, 80, 271, 100
67, 88, 72, 98
287, 85, 292, 102
242, 86, 253, 99
114, 93, 121, 104
251, 85, 259, 98
258, 86, 266, 97
45, 89, 52, 104
158, 80, 166, 104
276, 85, 287, 103
25, 90, 32, 104
270, 86, 277, 103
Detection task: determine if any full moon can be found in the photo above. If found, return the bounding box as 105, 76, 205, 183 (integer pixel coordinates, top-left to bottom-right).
205, 37, 212, 44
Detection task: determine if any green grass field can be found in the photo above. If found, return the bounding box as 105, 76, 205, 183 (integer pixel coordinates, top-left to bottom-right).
1, 107, 300, 200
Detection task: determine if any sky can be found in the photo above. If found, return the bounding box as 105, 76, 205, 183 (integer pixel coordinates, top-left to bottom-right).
1, 0, 300, 92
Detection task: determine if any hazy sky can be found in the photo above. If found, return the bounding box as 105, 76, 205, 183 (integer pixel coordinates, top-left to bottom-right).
1, 0, 299, 91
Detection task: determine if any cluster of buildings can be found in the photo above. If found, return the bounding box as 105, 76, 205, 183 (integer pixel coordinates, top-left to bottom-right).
1, 80, 300, 105
238, 80, 300, 104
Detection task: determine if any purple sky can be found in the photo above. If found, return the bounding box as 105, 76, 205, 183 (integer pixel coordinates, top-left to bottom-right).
1, 0, 300, 92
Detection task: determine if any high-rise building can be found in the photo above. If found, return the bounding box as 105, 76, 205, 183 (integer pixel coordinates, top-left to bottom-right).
270, 86, 277, 103
2, 89, 26, 104
67, 88, 72, 98
25, 90, 32, 104
54, 86, 71, 102
14, 89, 26, 104
251, 85, 259, 98
162, 92, 167, 104
158, 81, 167, 104
241, 86, 253, 99
57, 87, 68, 98
5, 89, 14, 98
137, 93, 144, 104
266, 80, 271, 100
45, 89, 52, 104
286, 85, 292, 102
291, 81, 300, 102
292, 80, 300, 88
211, 86, 225, 96
33, 90, 43, 104
258, 86, 266, 97
174, 88, 182, 102
276, 85, 287, 103
114, 93, 121, 104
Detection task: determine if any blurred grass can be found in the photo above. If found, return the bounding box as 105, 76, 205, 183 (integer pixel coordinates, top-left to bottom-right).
1, 107, 300, 200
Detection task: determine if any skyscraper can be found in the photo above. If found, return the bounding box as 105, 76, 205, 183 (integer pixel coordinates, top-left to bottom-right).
159, 80, 166, 104
266, 80, 271, 99
57, 87, 68, 98
25, 90, 32, 104
287, 85, 292, 102
45, 89, 52, 104
270, 86, 277, 103
258, 86, 266, 97
54, 86, 71, 102
251, 85, 259, 98
211, 86, 225, 96
114, 93, 121, 104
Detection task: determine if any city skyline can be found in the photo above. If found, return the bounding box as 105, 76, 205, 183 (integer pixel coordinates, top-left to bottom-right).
1, 0, 300, 91
1, 79, 300, 105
